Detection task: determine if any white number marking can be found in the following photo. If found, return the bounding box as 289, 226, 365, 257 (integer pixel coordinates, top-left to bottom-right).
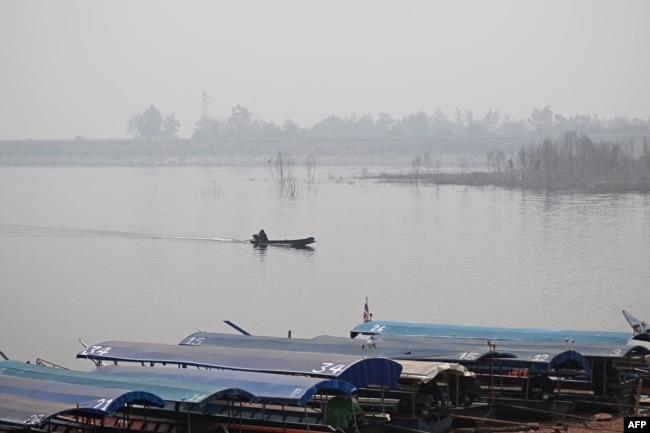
312, 362, 348, 375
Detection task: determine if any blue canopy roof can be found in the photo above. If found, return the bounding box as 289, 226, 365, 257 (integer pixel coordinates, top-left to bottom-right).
93, 365, 357, 406
0, 360, 256, 409
349, 320, 632, 344
76, 340, 402, 389
0, 374, 164, 411
0, 372, 164, 428
180, 332, 472, 378
178, 331, 650, 375
0, 394, 105, 428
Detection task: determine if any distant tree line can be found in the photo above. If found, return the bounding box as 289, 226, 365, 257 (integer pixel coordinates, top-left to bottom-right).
126, 104, 181, 140
401, 132, 650, 193
125, 102, 650, 141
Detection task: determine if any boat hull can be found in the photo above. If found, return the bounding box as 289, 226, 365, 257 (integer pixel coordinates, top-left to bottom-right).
250, 237, 316, 248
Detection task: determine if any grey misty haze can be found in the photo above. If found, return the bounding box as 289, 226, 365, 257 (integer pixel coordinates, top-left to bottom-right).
1, 0, 648, 140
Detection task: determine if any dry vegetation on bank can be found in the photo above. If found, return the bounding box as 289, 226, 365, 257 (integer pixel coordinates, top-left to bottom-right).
375, 132, 650, 193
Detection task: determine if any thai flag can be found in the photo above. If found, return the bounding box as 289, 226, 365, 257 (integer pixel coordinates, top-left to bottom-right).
363, 297, 371, 322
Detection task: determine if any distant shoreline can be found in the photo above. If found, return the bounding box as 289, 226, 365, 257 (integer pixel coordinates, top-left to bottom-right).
0, 135, 646, 167
3, 136, 649, 193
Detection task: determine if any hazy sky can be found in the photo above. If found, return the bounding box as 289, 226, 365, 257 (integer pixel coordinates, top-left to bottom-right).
1, 0, 648, 139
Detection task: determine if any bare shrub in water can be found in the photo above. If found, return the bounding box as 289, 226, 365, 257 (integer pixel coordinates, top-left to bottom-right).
268, 150, 300, 197
305, 152, 316, 186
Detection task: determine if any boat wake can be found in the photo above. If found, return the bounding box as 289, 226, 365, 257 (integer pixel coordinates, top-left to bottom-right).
155, 235, 248, 243
0, 224, 245, 243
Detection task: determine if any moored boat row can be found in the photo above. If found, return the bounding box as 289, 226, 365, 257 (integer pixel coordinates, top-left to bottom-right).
0, 340, 489, 433
1, 310, 648, 433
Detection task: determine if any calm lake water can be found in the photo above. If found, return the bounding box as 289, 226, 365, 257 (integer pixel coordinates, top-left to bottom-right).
1, 165, 649, 369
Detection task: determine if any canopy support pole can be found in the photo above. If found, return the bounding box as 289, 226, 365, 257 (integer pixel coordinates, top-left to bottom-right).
349, 399, 360, 433
303, 405, 310, 432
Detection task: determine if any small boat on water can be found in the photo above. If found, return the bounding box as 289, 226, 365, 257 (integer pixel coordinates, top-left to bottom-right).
250, 234, 316, 248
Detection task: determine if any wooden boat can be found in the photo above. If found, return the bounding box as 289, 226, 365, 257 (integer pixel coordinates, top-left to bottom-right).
250, 236, 316, 248
97, 365, 390, 433
353, 359, 480, 433
121, 399, 389, 433
6, 401, 387, 433
0, 359, 386, 433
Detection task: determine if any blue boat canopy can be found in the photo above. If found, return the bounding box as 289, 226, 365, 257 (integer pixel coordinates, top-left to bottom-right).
0, 360, 256, 409
349, 320, 633, 345
93, 365, 357, 407
0, 394, 106, 428
178, 331, 649, 375
0, 374, 164, 412
180, 332, 474, 380
0, 371, 164, 428
76, 340, 402, 389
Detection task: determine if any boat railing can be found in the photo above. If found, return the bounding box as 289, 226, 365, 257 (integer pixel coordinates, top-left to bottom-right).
35, 357, 69, 369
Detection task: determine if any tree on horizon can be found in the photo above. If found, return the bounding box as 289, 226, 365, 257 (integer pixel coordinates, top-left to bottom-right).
126, 104, 180, 140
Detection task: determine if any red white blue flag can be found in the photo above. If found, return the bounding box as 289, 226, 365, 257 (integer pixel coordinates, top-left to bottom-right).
363, 297, 371, 322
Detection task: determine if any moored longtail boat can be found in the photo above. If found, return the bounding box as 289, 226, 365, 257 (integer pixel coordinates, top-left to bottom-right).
75, 340, 402, 433
0, 358, 384, 433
